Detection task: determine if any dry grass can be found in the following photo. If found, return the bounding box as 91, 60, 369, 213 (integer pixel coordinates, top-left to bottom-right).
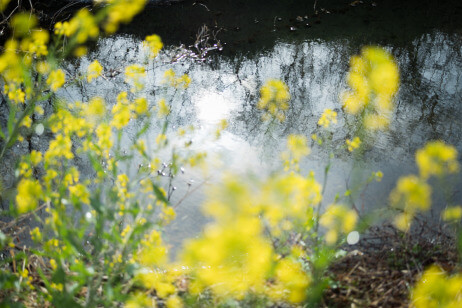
323, 223, 459, 307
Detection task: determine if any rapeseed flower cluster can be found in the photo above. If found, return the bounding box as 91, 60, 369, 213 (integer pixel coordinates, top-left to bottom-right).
390, 141, 459, 231
110, 91, 150, 129
163, 69, 191, 89
144, 34, 163, 58
125, 64, 146, 92
259, 173, 321, 235
281, 134, 310, 171
411, 265, 462, 308
46, 69, 66, 92
442, 205, 462, 222
102, 0, 147, 34
319, 204, 358, 245
342, 47, 399, 130
317, 109, 338, 128
87, 60, 103, 82
181, 174, 325, 303
16, 179, 43, 214
257, 79, 290, 122
416, 141, 459, 180
346, 136, 361, 152
0, 0, 10, 12
390, 175, 431, 231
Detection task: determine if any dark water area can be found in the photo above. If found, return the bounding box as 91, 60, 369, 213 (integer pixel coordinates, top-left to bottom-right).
120, 0, 462, 55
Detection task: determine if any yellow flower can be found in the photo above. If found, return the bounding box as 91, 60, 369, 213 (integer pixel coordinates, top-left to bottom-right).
96, 123, 112, 158
30, 150, 42, 166
318, 108, 338, 128
5, 84, 26, 104
16, 179, 42, 214
134, 97, 148, 116
0, 0, 11, 12
416, 141, 459, 180
342, 46, 399, 131
69, 183, 90, 205
442, 206, 462, 222
272, 258, 311, 303
47, 69, 66, 92
125, 292, 152, 308
157, 98, 170, 118
346, 136, 361, 152
87, 60, 103, 82
162, 69, 191, 88
68, 9, 99, 43
156, 134, 167, 145
411, 265, 462, 308
320, 204, 357, 245
111, 102, 131, 129
281, 135, 310, 171
103, 0, 147, 34
390, 175, 431, 212
364, 113, 391, 131
11, 13, 37, 36
29, 227, 42, 242
165, 295, 183, 308
257, 79, 290, 122
125, 64, 146, 92
44, 134, 74, 164
143, 34, 163, 58
86, 97, 106, 119
181, 217, 273, 299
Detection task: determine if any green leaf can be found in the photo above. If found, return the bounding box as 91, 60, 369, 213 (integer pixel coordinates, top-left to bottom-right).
152, 183, 169, 205
7, 106, 16, 136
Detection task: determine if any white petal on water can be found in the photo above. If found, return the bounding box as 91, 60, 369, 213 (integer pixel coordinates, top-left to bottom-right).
347, 231, 360, 245
35, 123, 44, 135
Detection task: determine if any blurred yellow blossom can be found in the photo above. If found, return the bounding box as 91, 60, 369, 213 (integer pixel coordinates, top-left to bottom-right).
318, 109, 338, 128
4, 84, 26, 104
47, 69, 66, 92
411, 265, 462, 308
0, 0, 11, 12
320, 204, 357, 245
271, 258, 311, 303
104, 0, 147, 34
11, 13, 37, 36
346, 136, 361, 152
162, 69, 191, 89
111, 101, 131, 129
390, 175, 431, 212
182, 216, 273, 299
257, 79, 290, 122
125, 64, 146, 92
165, 295, 183, 308
87, 60, 103, 82
16, 179, 42, 214
157, 99, 170, 118
442, 205, 462, 222
125, 292, 152, 308
134, 97, 148, 116
390, 175, 431, 231
144, 34, 163, 58
260, 173, 321, 233
342, 46, 399, 131
281, 134, 310, 171
416, 141, 459, 180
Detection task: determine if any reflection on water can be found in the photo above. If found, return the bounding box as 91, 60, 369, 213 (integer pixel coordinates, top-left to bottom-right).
61, 29, 462, 252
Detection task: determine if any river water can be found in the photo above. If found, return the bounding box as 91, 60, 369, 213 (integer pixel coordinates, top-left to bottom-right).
57, 0, 462, 254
